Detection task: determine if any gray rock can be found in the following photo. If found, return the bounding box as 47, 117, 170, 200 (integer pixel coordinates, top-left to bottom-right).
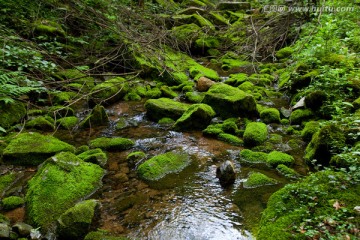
216, 160, 236, 187
12, 222, 33, 237
0, 223, 10, 238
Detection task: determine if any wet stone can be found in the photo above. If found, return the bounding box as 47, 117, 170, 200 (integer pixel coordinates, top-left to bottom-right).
216, 160, 236, 187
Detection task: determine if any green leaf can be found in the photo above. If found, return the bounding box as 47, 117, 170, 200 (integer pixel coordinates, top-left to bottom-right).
0, 126, 6, 133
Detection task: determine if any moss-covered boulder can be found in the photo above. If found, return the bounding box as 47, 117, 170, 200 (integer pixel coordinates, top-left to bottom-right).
0, 173, 17, 196
144, 98, 189, 121
257, 170, 360, 240
56, 116, 79, 130
203, 83, 258, 118
1, 196, 24, 210
174, 104, 215, 130
33, 20, 65, 38
3, 132, 75, 165
239, 149, 268, 164
260, 108, 281, 124
289, 109, 314, 125
301, 121, 320, 141
89, 137, 134, 151
25, 152, 104, 231
305, 90, 327, 110
80, 105, 109, 128
137, 151, 191, 181
77, 148, 107, 166
276, 164, 300, 179
57, 199, 99, 240
275, 47, 293, 59
90, 77, 129, 104
330, 152, 360, 168
189, 65, 220, 81
243, 172, 277, 188
0, 101, 26, 130
243, 122, 268, 147
26, 116, 55, 131
267, 151, 294, 167
217, 133, 243, 146
304, 124, 346, 166
126, 151, 146, 167
185, 91, 205, 103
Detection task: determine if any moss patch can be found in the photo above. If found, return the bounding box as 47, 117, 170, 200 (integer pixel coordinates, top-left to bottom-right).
267, 151, 294, 167
217, 133, 243, 146
89, 137, 134, 151
243, 172, 277, 188
144, 98, 189, 121
56, 116, 79, 130
290, 109, 314, 125
77, 148, 107, 166
243, 122, 268, 147
1, 196, 24, 210
0, 101, 26, 130
137, 151, 191, 181
301, 121, 320, 141
25, 152, 104, 230
276, 164, 299, 179
3, 132, 75, 165
80, 105, 109, 128
260, 108, 280, 124
239, 149, 268, 164
90, 77, 129, 104
174, 103, 216, 130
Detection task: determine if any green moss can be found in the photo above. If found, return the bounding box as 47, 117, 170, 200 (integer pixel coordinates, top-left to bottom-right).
77, 148, 107, 166
278, 71, 291, 89
171, 23, 202, 44
80, 105, 109, 128
160, 86, 178, 98
208, 12, 229, 26
238, 81, 254, 91
203, 83, 258, 118
0, 101, 26, 130
90, 77, 129, 104
289, 109, 314, 125
267, 151, 294, 167
89, 137, 134, 151
301, 121, 320, 141
258, 170, 360, 239
305, 90, 327, 110
217, 133, 243, 146
330, 152, 360, 168
56, 116, 78, 130
33, 20, 65, 37
3, 132, 75, 165
48, 105, 75, 118
280, 119, 289, 125
202, 124, 224, 136
57, 199, 99, 239
225, 73, 248, 86
51, 91, 77, 105
275, 47, 293, 59
0, 173, 17, 194
144, 98, 189, 121
26, 116, 55, 131
247, 74, 274, 87
85, 230, 128, 240
137, 151, 191, 181
195, 36, 220, 49
76, 145, 90, 155
268, 134, 283, 145
124, 91, 142, 101
189, 65, 220, 81
221, 59, 250, 72
222, 118, 239, 134
305, 124, 346, 166
352, 97, 360, 110
144, 87, 162, 98
185, 91, 205, 103
25, 152, 104, 230
191, 14, 215, 30
174, 104, 216, 130
158, 117, 175, 125
287, 139, 304, 150
276, 164, 299, 179
243, 122, 268, 147
1, 196, 24, 210
239, 149, 268, 164
260, 108, 280, 124
243, 172, 277, 188
126, 151, 146, 167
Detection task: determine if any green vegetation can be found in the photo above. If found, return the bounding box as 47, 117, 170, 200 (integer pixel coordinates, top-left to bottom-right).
1, 196, 24, 210
267, 151, 294, 167
174, 103, 215, 130
243, 122, 268, 147
260, 108, 280, 124
243, 172, 277, 188
145, 98, 189, 121
89, 137, 134, 151
239, 149, 268, 164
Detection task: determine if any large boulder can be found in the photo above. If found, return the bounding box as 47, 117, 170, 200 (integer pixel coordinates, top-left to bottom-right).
216, 160, 236, 187
3, 132, 75, 165
202, 83, 258, 118
0, 101, 26, 129
243, 122, 268, 147
304, 124, 346, 166
25, 152, 104, 231
90, 77, 129, 104
137, 151, 191, 181
144, 98, 189, 121
174, 103, 216, 130
57, 199, 99, 240
196, 76, 215, 92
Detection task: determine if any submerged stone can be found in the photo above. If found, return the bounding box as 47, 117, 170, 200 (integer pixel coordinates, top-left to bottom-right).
137, 151, 191, 181
25, 152, 104, 231
243, 122, 268, 147
57, 199, 99, 240
3, 132, 75, 165
144, 98, 189, 121
174, 103, 216, 130
203, 83, 258, 118
216, 160, 236, 187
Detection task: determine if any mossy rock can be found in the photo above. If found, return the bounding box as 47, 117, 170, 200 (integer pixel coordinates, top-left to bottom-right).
239, 149, 268, 164
221, 118, 239, 134
268, 134, 283, 145
289, 109, 314, 125
216, 2, 250, 11
267, 151, 294, 167
0, 101, 26, 130
89, 137, 134, 151
144, 98, 189, 121
304, 124, 346, 166
3, 132, 75, 165
124, 91, 142, 101
77, 148, 107, 167
195, 36, 220, 50
33, 20, 65, 37
291, 70, 319, 91
160, 86, 178, 98
301, 121, 320, 141
238, 81, 254, 91
257, 170, 360, 239
247, 74, 274, 87
189, 65, 220, 81
171, 23, 203, 45
276, 164, 300, 179
158, 117, 175, 125
203, 83, 258, 118
126, 151, 146, 167
305, 90, 327, 110
90, 77, 129, 104
51, 91, 77, 105
1, 196, 24, 210
217, 133, 243, 146
26, 116, 55, 131
208, 12, 229, 26
202, 124, 224, 136
48, 105, 75, 118
137, 151, 191, 181
57, 199, 99, 240
56, 116, 79, 130
330, 153, 360, 168
85, 230, 128, 240
174, 104, 215, 130
225, 73, 248, 86
25, 152, 104, 231
260, 108, 280, 124
243, 172, 277, 188
243, 122, 268, 147
185, 91, 205, 103
221, 59, 250, 72
191, 14, 215, 30
275, 47, 293, 59
0, 173, 17, 196
79, 105, 109, 128
144, 87, 162, 99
